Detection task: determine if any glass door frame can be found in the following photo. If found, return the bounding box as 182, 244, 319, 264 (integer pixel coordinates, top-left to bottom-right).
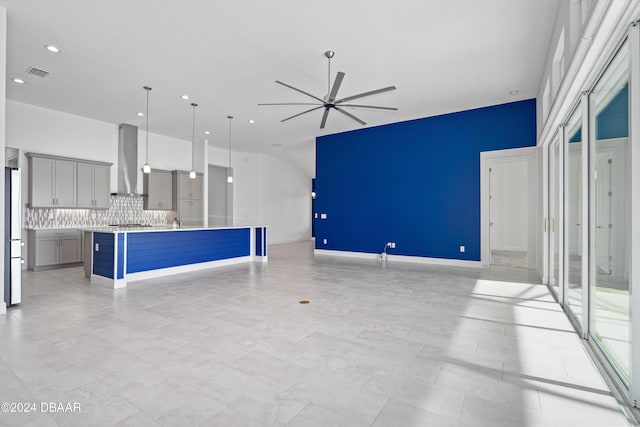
546, 129, 565, 305
628, 21, 640, 407
562, 96, 590, 336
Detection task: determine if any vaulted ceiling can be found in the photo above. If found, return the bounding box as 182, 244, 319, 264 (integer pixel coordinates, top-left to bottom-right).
1, 0, 559, 175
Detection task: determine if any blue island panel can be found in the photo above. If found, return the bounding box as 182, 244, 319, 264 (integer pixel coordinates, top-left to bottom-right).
255, 227, 267, 256
93, 232, 115, 279
126, 228, 251, 274
117, 234, 125, 280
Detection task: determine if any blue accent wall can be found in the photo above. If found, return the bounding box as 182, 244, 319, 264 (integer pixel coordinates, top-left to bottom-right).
126, 228, 250, 274
93, 232, 115, 279
315, 99, 536, 261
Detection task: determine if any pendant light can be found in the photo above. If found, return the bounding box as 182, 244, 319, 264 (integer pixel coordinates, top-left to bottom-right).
142, 86, 152, 173
227, 115, 234, 184
189, 102, 198, 179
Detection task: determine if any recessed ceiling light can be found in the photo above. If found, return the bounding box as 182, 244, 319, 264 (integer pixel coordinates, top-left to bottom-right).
137, 112, 144, 117
248, 119, 255, 124
181, 94, 190, 100
204, 131, 210, 135
11, 78, 25, 84
45, 45, 60, 53
509, 90, 519, 95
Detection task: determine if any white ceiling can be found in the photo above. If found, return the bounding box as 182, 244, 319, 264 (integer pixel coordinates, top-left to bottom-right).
1, 0, 559, 176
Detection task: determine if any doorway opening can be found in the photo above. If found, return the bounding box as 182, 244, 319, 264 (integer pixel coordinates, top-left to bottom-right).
489, 158, 529, 267
208, 164, 233, 226
480, 147, 537, 269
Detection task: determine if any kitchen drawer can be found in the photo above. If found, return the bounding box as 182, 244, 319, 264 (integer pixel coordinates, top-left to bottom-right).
35, 229, 81, 239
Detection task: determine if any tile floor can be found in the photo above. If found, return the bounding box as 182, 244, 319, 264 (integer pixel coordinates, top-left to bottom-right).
0, 241, 632, 426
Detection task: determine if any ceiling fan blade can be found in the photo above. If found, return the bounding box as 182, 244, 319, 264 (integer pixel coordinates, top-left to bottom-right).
335, 85, 396, 104
258, 102, 323, 106
328, 72, 345, 102
280, 105, 325, 123
320, 108, 330, 129
275, 80, 325, 103
334, 106, 366, 126
340, 104, 398, 111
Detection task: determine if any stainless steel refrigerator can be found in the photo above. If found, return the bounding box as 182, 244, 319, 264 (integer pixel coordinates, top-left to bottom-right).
4, 167, 22, 307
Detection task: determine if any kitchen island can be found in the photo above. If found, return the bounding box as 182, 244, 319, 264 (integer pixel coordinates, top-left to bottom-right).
83, 225, 268, 288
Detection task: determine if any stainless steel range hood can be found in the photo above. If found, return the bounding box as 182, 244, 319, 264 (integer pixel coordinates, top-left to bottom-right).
115, 124, 142, 196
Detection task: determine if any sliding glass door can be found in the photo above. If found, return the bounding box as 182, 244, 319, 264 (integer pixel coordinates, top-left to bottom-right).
549, 134, 561, 299
565, 103, 584, 325
589, 40, 630, 383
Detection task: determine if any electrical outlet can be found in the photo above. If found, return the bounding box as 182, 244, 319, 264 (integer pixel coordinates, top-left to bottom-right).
459, 245, 465, 253
314, 213, 318, 219
320, 213, 327, 219
390, 242, 396, 249
323, 239, 327, 245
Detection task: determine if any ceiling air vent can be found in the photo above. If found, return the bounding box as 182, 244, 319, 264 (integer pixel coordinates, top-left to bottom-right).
25, 66, 50, 78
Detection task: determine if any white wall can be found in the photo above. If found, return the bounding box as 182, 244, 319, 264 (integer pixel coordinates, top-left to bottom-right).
208, 145, 312, 245
6, 100, 197, 194
7, 100, 312, 250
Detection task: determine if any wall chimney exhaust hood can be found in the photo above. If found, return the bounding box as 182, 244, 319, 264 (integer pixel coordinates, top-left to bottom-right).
114, 124, 142, 196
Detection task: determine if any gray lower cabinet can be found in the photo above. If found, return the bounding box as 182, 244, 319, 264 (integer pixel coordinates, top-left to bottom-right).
28, 229, 83, 271
144, 169, 173, 210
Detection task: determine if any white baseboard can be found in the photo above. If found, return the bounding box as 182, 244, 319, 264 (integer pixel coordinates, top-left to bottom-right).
314, 249, 481, 268
90, 274, 126, 289
491, 246, 528, 252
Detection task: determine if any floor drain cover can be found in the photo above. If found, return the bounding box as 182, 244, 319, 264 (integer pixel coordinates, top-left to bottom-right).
299, 300, 310, 304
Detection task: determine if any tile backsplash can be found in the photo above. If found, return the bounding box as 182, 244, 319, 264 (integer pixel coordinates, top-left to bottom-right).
25, 195, 175, 229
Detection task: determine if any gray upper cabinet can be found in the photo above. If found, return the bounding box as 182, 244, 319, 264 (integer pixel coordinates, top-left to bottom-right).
27, 153, 77, 208
77, 162, 111, 209
144, 169, 173, 210
27, 153, 112, 209
173, 171, 203, 225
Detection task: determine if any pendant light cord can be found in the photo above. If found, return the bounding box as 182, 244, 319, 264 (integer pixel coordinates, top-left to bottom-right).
144, 86, 151, 165
228, 116, 233, 171
191, 103, 197, 172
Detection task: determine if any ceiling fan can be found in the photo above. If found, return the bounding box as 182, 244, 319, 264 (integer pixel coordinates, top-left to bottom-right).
259, 51, 397, 129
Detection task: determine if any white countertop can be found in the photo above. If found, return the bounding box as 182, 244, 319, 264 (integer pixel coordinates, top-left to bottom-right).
79, 225, 265, 233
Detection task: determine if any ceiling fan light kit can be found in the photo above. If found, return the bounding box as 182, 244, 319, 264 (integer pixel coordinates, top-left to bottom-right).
259, 51, 397, 129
